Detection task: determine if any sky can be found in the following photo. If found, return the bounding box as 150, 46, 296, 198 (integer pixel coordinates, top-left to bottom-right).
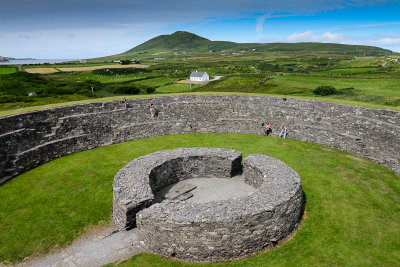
1, 0, 399, 59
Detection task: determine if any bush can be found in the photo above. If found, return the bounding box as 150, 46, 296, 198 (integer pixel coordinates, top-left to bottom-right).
313, 85, 337, 96
113, 85, 140, 94
258, 63, 280, 72
337, 87, 355, 95
92, 68, 148, 75
146, 87, 156, 94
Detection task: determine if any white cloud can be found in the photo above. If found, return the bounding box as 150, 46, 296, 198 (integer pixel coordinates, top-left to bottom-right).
286, 30, 346, 43
333, 21, 400, 31
0, 24, 163, 58
283, 31, 400, 52
377, 37, 400, 46
255, 14, 268, 33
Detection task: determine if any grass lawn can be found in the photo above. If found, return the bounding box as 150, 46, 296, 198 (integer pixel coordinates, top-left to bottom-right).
0, 134, 399, 266
0, 68, 17, 75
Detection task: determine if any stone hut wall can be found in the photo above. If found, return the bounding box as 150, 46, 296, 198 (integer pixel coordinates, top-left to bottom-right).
1, 95, 399, 184
134, 152, 304, 262
112, 148, 243, 230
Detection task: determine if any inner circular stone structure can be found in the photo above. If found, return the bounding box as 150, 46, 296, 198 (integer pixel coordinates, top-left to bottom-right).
112, 148, 304, 262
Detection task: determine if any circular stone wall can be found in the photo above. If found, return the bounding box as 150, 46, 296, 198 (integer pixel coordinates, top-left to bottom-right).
1, 95, 399, 185
113, 148, 304, 262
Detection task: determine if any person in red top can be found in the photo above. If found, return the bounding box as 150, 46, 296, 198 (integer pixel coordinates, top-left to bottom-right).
264, 122, 271, 136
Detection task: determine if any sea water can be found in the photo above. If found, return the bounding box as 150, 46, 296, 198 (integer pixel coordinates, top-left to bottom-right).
0, 59, 78, 65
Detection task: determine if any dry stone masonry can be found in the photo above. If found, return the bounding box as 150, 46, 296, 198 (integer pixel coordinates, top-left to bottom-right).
1, 95, 399, 185
112, 147, 242, 230
113, 148, 304, 262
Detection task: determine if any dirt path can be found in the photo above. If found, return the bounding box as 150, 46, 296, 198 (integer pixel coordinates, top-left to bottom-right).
16, 227, 146, 267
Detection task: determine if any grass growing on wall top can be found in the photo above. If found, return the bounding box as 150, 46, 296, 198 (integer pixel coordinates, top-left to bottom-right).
0, 133, 399, 265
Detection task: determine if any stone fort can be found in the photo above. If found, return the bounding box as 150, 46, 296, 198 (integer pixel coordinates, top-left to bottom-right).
1, 94, 399, 261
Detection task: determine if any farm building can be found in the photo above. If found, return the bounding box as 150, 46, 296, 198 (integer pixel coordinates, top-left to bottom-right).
190, 71, 209, 82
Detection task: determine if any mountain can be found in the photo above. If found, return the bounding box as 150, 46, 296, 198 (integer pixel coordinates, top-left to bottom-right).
123, 31, 236, 54
0, 56, 14, 62
114, 31, 392, 58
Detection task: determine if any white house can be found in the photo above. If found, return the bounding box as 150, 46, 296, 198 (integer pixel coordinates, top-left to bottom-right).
190, 71, 209, 82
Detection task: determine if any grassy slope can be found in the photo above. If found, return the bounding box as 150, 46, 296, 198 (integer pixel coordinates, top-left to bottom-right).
197, 74, 400, 97
105, 31, 391, 60
265, 75, 400, 97
156, 84, 193, 93
315, 67, 379, 75
0, 134, 399, 265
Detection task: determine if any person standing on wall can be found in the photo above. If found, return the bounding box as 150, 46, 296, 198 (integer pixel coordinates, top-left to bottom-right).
122, 97, 128, 108
150, 102, 156, 117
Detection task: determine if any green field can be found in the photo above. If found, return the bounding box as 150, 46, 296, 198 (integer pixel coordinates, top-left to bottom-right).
197, 75, 265, 93
315, 67, 378, 75
193, 74, 400, 107
60, 71, 147, 83
156, 83, 193, 93
268, 75, 400, 97
0, 134, 399, 266
132, 77, 177, 87
0, 67, 17, 74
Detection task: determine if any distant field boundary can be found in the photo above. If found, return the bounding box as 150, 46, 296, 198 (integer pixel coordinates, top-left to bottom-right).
24, 64, 149, 74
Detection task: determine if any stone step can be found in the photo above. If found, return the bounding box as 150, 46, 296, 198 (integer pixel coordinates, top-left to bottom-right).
15, 134, 87, 157
44, 119, 65, 137
0, 128, 27, 138
164, 184, 197, 200
175, 192, 193, 201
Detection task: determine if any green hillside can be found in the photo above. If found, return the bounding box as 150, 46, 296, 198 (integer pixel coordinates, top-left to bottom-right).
114, 31, 392, 57
125, 31, 217, 52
